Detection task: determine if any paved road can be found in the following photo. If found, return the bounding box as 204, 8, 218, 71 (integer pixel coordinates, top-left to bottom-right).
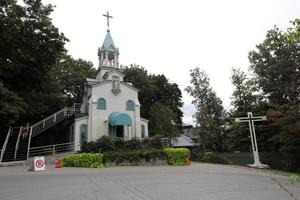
0, 163, 299, 200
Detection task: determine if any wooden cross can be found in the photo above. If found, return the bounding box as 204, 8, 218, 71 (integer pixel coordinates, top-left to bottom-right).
235, 112, 268, 168
103, 11, 113, 29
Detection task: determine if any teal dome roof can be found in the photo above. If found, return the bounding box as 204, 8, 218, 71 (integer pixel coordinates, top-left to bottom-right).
100, 30, 119, 53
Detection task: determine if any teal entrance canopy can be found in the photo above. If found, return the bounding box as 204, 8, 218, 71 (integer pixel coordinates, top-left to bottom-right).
108, 112, 132, 126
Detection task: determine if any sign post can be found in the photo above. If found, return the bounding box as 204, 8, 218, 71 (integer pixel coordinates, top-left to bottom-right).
34, 156, 46, 171
235, 112, 268, 168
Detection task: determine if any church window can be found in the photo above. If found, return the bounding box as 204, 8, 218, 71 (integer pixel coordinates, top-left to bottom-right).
80, 124, 88, 143
126, 100, 135, 111
141, 124, 145, 138
97, 98, 106, 110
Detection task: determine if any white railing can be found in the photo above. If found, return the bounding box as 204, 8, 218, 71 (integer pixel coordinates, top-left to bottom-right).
29, 142, 75, 157
31, 103, 86, 138
31, 107, 71, 137
0, 127, 11, 162
14, 128, 22, 160
26, 127, 33, 160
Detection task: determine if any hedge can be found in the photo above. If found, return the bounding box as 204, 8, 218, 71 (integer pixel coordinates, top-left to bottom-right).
200, 153, 233, 165
103, 149, 165, 164
163, 148, 190, 166
62, 153, 104, 168
81, 136, 165, 153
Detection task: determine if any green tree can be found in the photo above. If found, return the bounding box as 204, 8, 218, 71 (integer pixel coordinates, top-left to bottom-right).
286, 19, 300, 42
249, 25, 300, 109
51, 55, 97, 104
0, 81, 26, 126
230, 68, 261, 115
224, 68, 265, 152
185, 67, 224, 152
149, 102, 180, 146
226, 19, 300, 171
0, 0, 67, 126
124, 65, 183, 127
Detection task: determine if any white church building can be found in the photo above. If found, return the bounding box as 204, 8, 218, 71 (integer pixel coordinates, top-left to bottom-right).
73, 16, 149, 150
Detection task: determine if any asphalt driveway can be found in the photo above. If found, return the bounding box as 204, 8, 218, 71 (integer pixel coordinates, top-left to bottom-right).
0, 163, 299, 200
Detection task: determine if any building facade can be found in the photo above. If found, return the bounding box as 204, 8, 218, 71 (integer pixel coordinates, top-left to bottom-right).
73, 28, 149, 150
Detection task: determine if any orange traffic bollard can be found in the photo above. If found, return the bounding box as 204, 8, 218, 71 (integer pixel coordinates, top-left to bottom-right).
184, 158, 190, 166
55, 157, 62, 168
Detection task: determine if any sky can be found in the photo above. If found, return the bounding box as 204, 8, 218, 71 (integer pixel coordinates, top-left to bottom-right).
43, 0, 300, 125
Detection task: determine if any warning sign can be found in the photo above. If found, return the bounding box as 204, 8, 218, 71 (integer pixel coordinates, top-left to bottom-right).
34, 157, 45, 171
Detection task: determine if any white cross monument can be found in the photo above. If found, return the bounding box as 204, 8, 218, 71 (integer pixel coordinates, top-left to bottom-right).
235, 112, 269, 168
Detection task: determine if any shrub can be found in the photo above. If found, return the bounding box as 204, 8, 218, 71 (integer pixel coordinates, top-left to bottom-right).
190, 147, 204, 161
62, 153, 104, 168
103, 149, 165, 164
163, 148, 190, 166
81, 136, 166, 153
97, 136, 114, 152
142, 137, 165, 149
201, 153, 233, 165
80, 141, 100, 153
125, 137, 143, 150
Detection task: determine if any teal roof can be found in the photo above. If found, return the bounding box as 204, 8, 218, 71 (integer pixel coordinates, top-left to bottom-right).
100, 30, 119, 53
85, 78, 98, 86
108, 112, 132, 126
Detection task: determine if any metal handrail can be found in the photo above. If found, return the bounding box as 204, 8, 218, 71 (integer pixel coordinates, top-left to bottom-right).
29, 142, 75, 157
31, 108, 66, 129
30, 104, 86, 138
26, 127, 33, 160
29, 142, 74, 150
0, 127, 11, 162
14, 127, 22, 160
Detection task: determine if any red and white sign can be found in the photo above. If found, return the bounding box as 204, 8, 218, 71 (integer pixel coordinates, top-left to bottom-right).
34, 156, 45, 171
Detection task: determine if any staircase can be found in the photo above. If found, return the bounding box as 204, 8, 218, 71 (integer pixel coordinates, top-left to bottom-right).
1, 128, 20, 162
0, 104, 86, 163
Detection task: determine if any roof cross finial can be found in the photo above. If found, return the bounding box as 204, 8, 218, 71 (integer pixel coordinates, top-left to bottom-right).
103, 11, 113, 30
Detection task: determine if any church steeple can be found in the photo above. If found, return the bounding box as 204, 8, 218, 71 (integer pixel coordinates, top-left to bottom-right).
98, 11, 119, 68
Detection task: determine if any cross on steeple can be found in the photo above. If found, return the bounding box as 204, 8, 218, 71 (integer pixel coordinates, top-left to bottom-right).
103, 11, 113, 30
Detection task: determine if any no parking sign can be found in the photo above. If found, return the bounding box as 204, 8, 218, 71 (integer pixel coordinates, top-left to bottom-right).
34, 156, 45, 171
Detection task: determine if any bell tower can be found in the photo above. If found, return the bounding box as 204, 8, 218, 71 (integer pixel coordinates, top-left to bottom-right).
98, 11, 119, 68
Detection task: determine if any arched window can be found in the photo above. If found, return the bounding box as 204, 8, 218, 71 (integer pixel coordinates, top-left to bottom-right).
97, 98, 106, 110
126, 100, 135, 111
141, 124, 145, 138
80, 124, 87, 143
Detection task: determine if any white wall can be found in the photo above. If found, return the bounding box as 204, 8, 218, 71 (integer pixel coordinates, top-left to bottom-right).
74, 116, 88, 151
88, 81, 142, 140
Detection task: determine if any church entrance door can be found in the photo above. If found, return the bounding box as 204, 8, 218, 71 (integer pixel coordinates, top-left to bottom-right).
116, 125, 124, 137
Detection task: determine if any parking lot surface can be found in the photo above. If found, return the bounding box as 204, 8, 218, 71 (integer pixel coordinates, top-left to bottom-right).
0, 163, 299, 200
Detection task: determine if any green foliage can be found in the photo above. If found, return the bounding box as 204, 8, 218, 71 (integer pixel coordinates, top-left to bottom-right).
149, 102, 181, 146
80, 141, 101, 153
185, 67, 224, 152
200, 153, 233, 165
286, 19, 300, 42
81, 136, 166, 153
230, 68, 261, 114
62, 153, 104, 168
0, 81, 26, 126
0, 0, 67, 127
51, 55, 97, 104
249, 25, 300, 107
163, 148, 190, 166
142, 137, 165, 149
225, 19, 300, 172
123, 65, 183, 134
103, 149, 165, 164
